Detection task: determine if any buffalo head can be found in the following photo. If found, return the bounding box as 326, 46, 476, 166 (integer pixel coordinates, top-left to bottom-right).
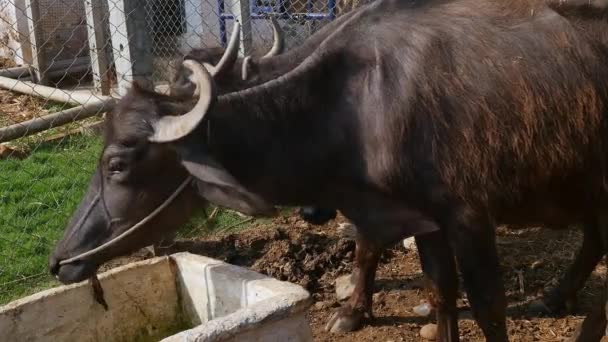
49, 23, 276, 284
171, 17, 285, 97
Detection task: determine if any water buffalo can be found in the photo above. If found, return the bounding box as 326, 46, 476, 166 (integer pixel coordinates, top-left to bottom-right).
172, 0, 608, 329
50, 0, 608, 340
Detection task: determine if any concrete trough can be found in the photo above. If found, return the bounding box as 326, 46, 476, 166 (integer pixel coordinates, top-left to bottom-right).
0, 252, 313, 342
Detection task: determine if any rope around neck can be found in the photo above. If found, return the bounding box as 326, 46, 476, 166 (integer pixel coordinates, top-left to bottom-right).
59, 176, 193, 265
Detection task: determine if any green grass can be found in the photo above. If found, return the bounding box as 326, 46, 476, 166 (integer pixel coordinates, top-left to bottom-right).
0, 134, 103, 304
0, 132, 282, 305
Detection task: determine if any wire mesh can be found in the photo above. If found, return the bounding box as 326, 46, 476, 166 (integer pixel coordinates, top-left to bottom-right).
0, 0, 362, 304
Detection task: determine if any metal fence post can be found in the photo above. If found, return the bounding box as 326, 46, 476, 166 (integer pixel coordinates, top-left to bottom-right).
24, 0, 48, 84
108, 0, 153, 96
226, 0, 252, 57
84, 0, 111, 95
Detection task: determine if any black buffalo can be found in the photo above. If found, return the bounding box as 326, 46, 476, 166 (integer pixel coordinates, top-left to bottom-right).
50, 0, 608, 340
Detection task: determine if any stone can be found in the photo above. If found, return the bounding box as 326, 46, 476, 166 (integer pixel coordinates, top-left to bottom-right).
413, 302, 432, 317
420, 323, 438, 340
402, 236, 417, 251
335, 273, 357, 301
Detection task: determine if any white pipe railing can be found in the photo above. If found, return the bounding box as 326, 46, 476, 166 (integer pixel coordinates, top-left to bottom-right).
0, 99, 115, 143
0, 75, 112, 106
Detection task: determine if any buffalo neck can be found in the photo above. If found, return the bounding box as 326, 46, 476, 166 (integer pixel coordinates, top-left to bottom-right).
202, 50, 353, 203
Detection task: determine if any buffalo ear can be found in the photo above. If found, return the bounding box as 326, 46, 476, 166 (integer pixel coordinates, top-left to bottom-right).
179, 149, 277, 217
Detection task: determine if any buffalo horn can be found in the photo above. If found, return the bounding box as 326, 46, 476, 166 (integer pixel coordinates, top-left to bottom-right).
261, 17, 285, 59
241, 56, 252, 80
149, 60, 216, 143
204, 21, 241, 76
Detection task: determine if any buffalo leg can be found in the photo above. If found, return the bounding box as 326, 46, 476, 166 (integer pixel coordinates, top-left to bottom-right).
448, 214, 508, 342
568, 215, 608, 342
568, 303, 606, 342
538, 223, 603, 314
416, 231, 460, 342
325, 235, 381, 333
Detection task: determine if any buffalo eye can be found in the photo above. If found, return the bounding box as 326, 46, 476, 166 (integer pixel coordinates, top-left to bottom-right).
108, 158, 126, 175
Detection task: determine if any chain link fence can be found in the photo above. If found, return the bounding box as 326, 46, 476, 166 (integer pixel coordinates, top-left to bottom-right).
0, 0, 362, 304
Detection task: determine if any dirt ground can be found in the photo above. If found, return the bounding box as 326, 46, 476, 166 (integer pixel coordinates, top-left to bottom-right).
0, 57, 89, 128
0, 57, 48, 127
0, 57, 15, 68
101, 210, 604, 341
0, 87, 49, 126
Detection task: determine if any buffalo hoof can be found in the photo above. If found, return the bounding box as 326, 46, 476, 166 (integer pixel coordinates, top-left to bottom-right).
564, 319, 607, 342
529, 291, 575, 316
324, 305, 367, 333
528, 299, 554, 315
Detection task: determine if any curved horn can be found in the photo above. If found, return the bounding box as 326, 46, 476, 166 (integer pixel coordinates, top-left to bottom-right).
241, 56, 252, 80
262, 17, 284, 59
203, 21, 241, 76
149, 60, 217, 143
